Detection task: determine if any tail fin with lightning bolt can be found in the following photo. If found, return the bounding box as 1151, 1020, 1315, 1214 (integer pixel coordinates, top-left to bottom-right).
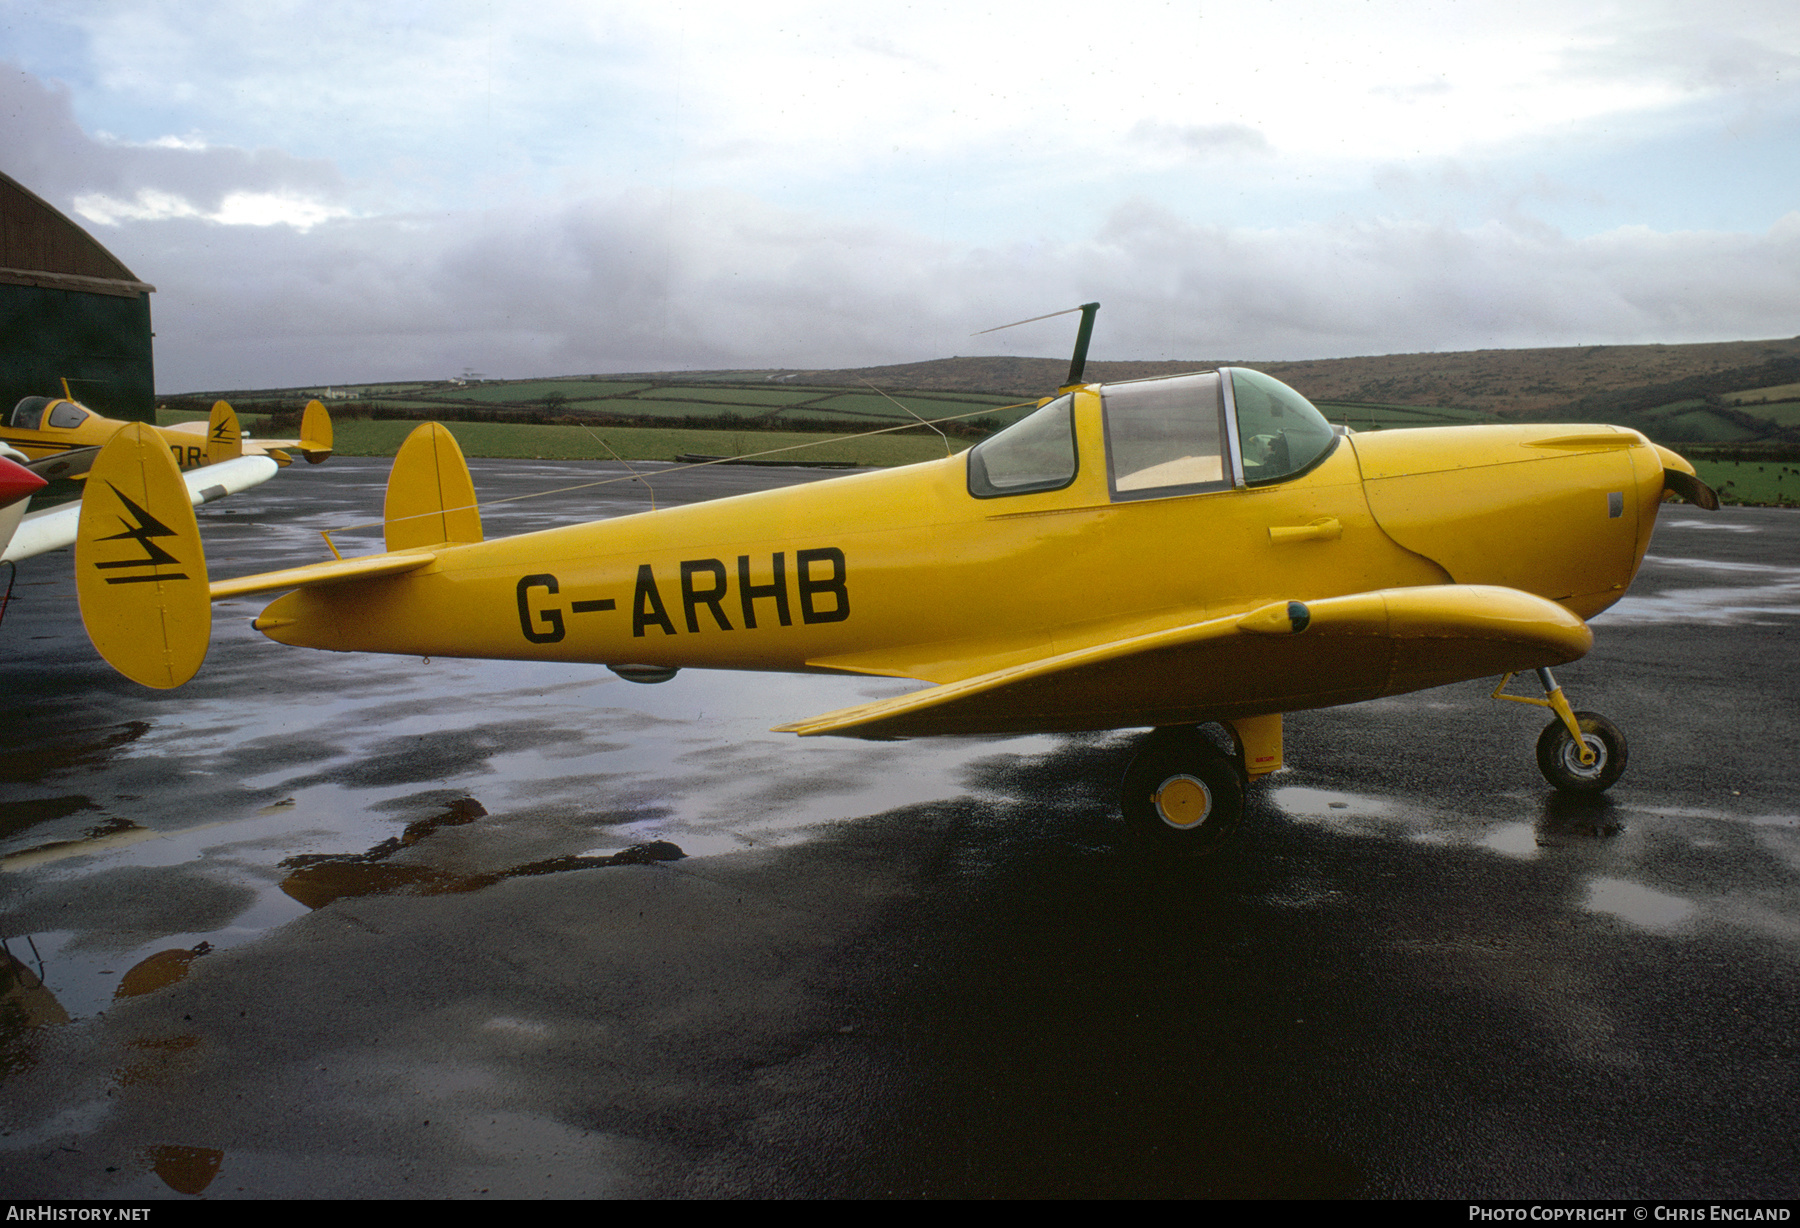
206, 400, 244, 464
75, 422, 211, 689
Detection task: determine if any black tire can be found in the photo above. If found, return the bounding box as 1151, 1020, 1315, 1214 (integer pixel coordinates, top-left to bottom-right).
1120, 727, 1245, 856
1535, 711, 1628, 793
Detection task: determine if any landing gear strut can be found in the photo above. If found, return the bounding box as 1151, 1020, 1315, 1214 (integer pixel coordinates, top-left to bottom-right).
1496, 668, 1629, 794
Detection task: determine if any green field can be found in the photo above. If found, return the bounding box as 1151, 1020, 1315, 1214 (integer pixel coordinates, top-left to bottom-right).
327, 419, 956, 466
1726, 382, 1800, 405
1692, 459, 1800, 506
404, 380, 644, 405
1732, 401, 1800, 427
172, 377, 1031, 434
799, 392, 1023, 421
156, 410, 955, 465
161, 410, 275, 432
1658, 408, 1761, 442
629, 385, 828, 406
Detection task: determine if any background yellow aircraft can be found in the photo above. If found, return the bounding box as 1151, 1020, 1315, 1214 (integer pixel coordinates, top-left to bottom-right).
0, 396, 330, 570
1, 392, 332, 481
72, 347, 1716, 855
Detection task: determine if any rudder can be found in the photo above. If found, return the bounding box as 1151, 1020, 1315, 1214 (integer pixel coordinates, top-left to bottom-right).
383, 422, 482, 552
206, 400, 244, 464
299, 399, 334, 463
76, 423, 211, 688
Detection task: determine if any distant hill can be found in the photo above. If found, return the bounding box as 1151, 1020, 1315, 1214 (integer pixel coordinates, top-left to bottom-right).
786, 337, 1800, 418
179, 334, 1800, 451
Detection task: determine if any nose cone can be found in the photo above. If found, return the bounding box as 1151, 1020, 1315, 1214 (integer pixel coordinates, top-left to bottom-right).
1351, 425, 1652, 616
0, 457, 47, 510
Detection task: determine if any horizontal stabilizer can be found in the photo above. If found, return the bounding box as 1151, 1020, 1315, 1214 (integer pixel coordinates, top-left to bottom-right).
24, 446, 101, 482
778, 585, 1592, 740
212, 550, 436, 601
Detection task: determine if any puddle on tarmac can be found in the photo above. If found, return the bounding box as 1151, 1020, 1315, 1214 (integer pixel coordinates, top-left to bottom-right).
1602, 555, 1800, 625
1583, 876, 1695, 931
1477, 822, 1540, 858
0, 647, 1041, 1032
1269, 787, 1396, 820
1659, 519, 1759, 533
1271, 785, 1552, 856
1270, 786, 1641, 860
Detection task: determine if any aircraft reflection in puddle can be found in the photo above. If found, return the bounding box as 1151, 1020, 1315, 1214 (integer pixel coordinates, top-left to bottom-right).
278, 796, 685, 910
141, 1143, 224, 1195
0, 943, 68, 1079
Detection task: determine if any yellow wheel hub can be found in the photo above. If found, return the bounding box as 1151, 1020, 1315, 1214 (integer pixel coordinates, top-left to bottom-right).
1153, 774, 1213, 830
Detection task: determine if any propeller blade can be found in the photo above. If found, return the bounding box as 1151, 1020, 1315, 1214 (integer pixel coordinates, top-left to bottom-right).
1662, 467, 1719, 510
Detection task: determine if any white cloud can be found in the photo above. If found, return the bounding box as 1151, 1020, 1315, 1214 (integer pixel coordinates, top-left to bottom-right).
73, 187, 350, 230
32, 0, 1800, 205
96, 187, 1800, 392
72, 188, 203, 226
5, 2, 1800, 390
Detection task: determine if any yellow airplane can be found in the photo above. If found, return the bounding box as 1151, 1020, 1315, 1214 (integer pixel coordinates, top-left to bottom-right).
0, 396, 330, 568
70, 341, 1717, 855
1, 391, 332, 481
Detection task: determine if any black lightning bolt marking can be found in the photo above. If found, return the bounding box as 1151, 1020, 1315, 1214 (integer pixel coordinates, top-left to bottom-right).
94, 483, 188, 583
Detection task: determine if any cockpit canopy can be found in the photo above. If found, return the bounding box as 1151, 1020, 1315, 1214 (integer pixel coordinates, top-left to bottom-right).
967, 368, 1337, 500
10, 397, 90, 431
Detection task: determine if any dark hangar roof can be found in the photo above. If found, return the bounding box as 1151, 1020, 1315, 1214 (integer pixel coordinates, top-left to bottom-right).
0, 169, 155, 298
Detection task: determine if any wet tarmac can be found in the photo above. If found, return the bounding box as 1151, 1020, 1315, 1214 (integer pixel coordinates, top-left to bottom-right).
0, 460, 1796, 1198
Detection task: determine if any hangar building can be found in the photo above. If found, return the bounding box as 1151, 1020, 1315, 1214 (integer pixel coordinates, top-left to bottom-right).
1, 170, 155, 423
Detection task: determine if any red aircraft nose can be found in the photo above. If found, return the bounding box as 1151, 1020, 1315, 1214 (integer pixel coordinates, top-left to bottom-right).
0, 456, 47, 510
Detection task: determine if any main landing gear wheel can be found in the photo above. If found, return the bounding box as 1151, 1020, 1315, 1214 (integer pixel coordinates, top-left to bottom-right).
1535, 711, 1628, 794
1120, 727, 1244, 857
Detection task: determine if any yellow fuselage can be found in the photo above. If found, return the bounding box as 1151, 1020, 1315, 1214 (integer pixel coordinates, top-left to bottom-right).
255, 389, 1670, 734
0, 400, 225, 471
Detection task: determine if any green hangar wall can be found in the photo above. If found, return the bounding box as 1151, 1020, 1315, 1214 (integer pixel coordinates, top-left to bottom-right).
1, 171, 156, 423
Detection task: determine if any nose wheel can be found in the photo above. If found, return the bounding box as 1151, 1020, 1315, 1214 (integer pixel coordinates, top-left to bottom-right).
1535, 711, 1627, 793
1120, 727, 1244, 856
1496, 668, 1629, 794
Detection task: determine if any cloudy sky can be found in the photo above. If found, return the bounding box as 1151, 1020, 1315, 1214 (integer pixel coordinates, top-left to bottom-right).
4, 0, 1799, 391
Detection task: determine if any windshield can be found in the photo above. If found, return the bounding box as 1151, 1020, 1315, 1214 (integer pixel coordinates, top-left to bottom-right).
1227, 368, 1337, 485
967, 395, 1077, 498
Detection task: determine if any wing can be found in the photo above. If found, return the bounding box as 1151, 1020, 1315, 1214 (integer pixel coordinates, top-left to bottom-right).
1, 454, 279, 564
23, 446, 103, 482
776, 585, 1594, 739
